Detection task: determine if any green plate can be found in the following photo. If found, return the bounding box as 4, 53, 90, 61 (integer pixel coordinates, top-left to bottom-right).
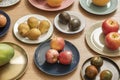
0, 42, 28, 80
79, 0, 118, 15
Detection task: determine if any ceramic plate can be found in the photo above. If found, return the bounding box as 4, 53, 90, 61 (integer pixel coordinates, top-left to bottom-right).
34, 40, 80, 76
0, 10, 10, 37
80, 56, 120, 80
0, 0, 20, 7
54, 11, 85, 34
85, 22, 120, 57
0, 42, 28, 80
28, 0, 75, 11
13, 14, 53, 44
79, 0, 118, 15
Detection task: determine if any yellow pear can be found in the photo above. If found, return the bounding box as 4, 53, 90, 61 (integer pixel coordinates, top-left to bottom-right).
27, 17, 39, 29
18, 23, 30, 37
38, 20, 50, 34
92, 0, 110, 6
27, 28, 41, 40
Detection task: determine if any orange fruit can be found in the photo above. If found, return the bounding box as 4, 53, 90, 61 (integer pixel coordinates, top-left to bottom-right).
92, 0, 110, 6
0, 14, 7, 27
46, 0, 63, 7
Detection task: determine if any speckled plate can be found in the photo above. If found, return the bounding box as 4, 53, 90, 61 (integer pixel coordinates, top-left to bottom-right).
79, 0, 118, 15
80, 56, 120, 80
54, 11, 85, 34
13, 14, 53, 44
34, 40, 80, 76
0, 42, 28, 80
28, 0, 75, 11
0, 0, 20, 7
85, 22, 120, 57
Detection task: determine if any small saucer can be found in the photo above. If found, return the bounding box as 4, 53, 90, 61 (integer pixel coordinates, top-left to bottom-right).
54, 11, 85, 34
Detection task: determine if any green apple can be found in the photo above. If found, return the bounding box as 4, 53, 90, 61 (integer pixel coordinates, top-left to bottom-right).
0, 43, 14, 66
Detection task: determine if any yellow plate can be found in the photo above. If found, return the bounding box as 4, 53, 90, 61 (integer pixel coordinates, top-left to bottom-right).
0, 42, 28, 80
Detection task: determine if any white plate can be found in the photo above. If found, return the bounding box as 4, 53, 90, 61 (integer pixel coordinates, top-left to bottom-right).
13, 14, 53, 44
85, 22, 120, 57
0, 0, 20, 7
54, 11, 85, 34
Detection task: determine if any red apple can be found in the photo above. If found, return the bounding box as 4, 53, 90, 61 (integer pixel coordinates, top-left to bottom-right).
59, 50, 73, 65
105, 32, 120, 50
45, 49, 59, 64
102, 18, 119, 35
50, 37, 65, 51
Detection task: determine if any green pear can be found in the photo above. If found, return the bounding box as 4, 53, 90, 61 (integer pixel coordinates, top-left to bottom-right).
0, 44, 14, 66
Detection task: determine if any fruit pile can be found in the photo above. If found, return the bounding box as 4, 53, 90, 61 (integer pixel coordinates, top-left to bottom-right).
102, 18, 120, 50
45, 37, 73, 65
85, 56, 113, 80
59, 11, 81, 31
18, 16, 50, 40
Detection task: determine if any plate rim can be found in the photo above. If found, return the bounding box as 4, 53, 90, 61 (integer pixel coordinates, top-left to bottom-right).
0, 42, 28, 80
28, 0, 75, 11
80, 56, 120, 80
54, 11, 86, 34
34, 39, 80, 76
85, 21, 120, 57
0, 0, 20, 7
13, 14, 53, 44
79, 0, 118, 15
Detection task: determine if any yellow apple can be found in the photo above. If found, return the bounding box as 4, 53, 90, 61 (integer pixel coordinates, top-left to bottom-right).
46, 0, 63, 7
92, 0, 110, 6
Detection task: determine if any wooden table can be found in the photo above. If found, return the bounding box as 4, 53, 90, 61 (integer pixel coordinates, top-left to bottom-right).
1, 0, 120, 80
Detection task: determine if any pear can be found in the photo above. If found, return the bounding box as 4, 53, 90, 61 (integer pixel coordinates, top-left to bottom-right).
27, 17, 39, 29
27, 28, 41, 40
38, 20, 50, 34
18, 23, 30, 37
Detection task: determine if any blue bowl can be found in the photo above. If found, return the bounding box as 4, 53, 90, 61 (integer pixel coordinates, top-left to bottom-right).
0, 10, 10, 37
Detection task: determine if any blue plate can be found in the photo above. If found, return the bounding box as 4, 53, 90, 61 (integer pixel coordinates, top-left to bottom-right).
0, 10, 10, 37
34, 40, 80, 76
